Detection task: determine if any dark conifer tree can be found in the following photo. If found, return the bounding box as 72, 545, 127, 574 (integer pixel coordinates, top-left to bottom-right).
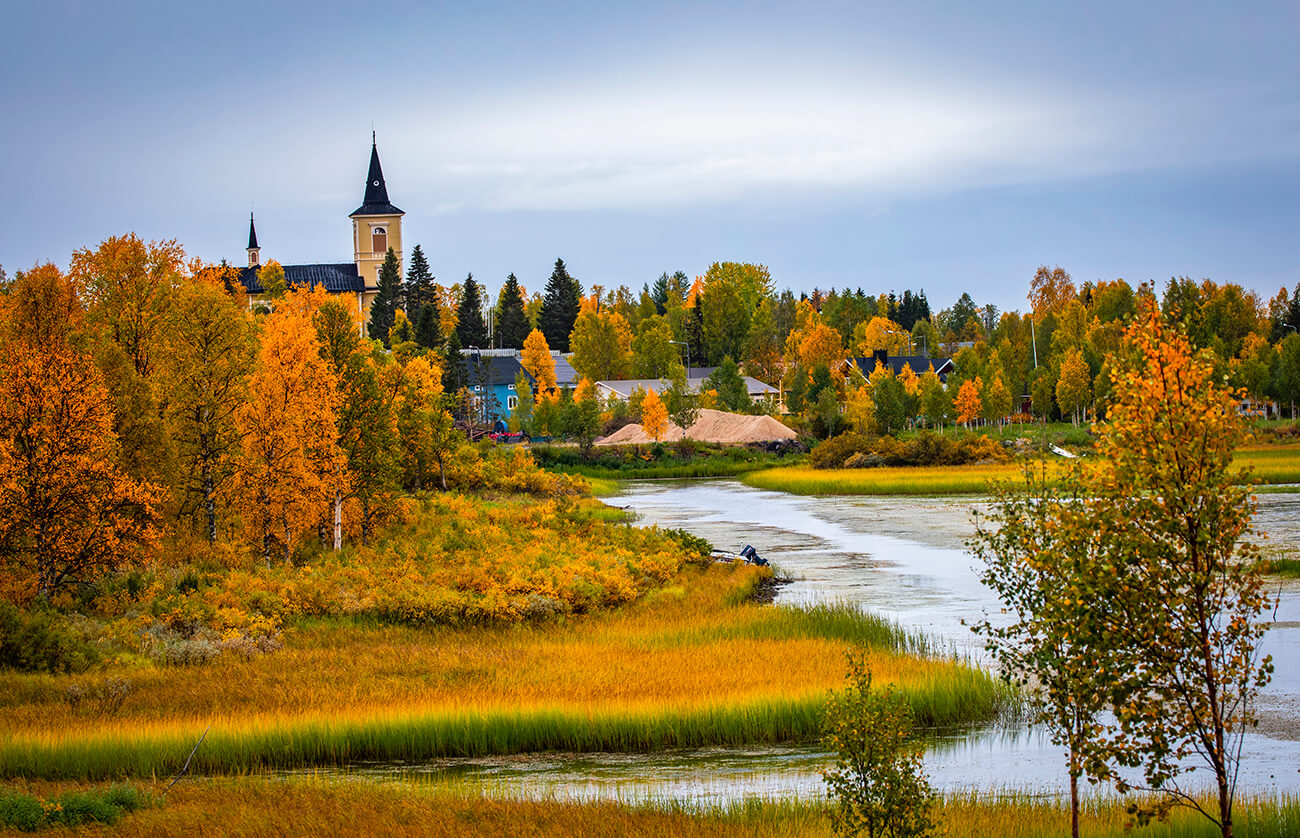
403, 245, 434, 316
687, 295, 706, 370
538, 258, 582, 353
442, 329, 467, 393
455, 273, 489, 348
494, 273, 530, 349
416, 304, 442, 351
367, 248, 401, 348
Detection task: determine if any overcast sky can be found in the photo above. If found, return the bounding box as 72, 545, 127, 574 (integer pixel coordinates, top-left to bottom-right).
2, 1, 1297, 312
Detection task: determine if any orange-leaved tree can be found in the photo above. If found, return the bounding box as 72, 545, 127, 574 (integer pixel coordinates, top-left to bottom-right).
955, 377, 983, 428
0, 266, 160, 600
236, 287, 347, 564
521, 328, 558, 396
641, 389, 669, 442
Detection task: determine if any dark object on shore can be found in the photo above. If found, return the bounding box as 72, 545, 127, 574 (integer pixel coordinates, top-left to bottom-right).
739, 544, 768, 566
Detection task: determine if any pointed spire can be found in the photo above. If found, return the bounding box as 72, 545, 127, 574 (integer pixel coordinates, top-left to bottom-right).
247, 212, 259, 250
351, 133, 404, 217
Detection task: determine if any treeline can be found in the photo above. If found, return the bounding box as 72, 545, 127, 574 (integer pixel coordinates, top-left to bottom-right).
389, 255, 1300, 439
0, 235, 589, 606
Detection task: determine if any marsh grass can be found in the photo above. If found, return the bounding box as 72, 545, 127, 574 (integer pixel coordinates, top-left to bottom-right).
11, 777, 1297, 838
745, 445, 1300, 496
0, 565, 1005, 781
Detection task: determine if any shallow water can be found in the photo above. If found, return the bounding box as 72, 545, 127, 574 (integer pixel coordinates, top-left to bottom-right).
318, 479, 1300, 802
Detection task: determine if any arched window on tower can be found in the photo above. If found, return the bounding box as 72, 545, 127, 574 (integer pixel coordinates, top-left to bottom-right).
371, 225, 387, 256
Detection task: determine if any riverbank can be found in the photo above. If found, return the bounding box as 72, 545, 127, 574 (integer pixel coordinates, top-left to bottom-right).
0, 560, 1005, 781
8, 776, 1298, 837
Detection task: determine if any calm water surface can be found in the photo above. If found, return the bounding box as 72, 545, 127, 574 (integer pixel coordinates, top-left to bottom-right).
318, 480, 1300, 802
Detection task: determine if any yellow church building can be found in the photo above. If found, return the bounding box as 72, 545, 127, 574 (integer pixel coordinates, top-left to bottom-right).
238, 133, 404, 322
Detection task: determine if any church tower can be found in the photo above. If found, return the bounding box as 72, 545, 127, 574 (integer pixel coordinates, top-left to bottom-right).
350, 133, 404, 293
247, 212, 260, 267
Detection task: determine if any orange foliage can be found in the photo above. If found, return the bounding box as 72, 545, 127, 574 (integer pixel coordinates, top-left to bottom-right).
521, 329, 557, 395
955, 377, 983, 426
641, 389, 669, 441
235, 287, 347, 563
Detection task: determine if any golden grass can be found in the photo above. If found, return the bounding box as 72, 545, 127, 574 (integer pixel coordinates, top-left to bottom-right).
10, 777, 1298, 838
744, 445, 1300, 496
0, 563, 1004, 779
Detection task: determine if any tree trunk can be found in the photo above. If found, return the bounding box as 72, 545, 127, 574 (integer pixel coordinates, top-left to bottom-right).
361, 497, 371, 546
1070, 770, 1080, 838
202, 458, 216, 544
333, 491, 342, 551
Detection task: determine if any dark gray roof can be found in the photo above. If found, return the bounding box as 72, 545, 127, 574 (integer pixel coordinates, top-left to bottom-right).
239, 263, 364, 295
349, 140, 404, 217
247, 214, 258, 250
460, 353, 535, 388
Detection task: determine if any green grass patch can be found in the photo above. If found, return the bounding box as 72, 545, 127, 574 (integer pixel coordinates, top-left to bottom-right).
1259, 557, 1300, 577
0, 783, 153, 830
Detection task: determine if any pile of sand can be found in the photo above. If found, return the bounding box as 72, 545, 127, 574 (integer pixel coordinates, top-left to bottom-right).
596, 409, 798, 446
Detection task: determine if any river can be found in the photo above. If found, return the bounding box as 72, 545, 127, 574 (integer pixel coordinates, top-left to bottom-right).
308, 479, 1300, 802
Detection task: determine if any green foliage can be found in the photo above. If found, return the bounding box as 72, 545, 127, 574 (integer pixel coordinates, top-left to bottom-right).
538, 258, 582, 353
454, 273, 488, 348
0, 784, 151, 829
494, 273, 530, 349
367, 248, 401, 347
705, 356, 751, 412
0, 601, 100, 674
822, 653, 937, 838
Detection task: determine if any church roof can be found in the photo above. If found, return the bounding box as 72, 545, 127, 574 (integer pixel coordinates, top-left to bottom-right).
247, 214, 259, 250
350, 138, 404, 217
238, 263, 364, 295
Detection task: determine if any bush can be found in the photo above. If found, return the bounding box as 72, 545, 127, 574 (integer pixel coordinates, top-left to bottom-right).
811, 431, 1012, 470
823, 653, 936, 838
0, 601, 100, 674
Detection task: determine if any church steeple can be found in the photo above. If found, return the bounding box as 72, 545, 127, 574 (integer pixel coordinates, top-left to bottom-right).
350, 133, 405, 295
247, 212, 261, 267
350, 132, 404, 217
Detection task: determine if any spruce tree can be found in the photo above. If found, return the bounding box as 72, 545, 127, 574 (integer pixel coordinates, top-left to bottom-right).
538, 258, 582, 353
416, 303, 442, 351
367, 248, 401, 348
455, 273, 489, 348
403, 244, 433, 316
442, 329, 467, 393
494, 273, 530, 349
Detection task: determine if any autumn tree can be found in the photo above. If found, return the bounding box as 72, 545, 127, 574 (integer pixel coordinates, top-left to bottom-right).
367, 248, 401, 347
0, 266, 159, 599
494, 273, 531, 349
954, 377, 983, 428
570, 309, 632, 382
1029, 265, 1076, 319
1056, 349, 1091, 426
982, 375, 1013, 429
520, 329, 558, 395
972, 465, 1126, 838
538, 258, 582, 352
743, 298, 783, 386
258, 259, 287, 300
237, 287, 347, 564
641, 388, 670, 442
159, 278, 255, 542
1090, 310, 1273, 836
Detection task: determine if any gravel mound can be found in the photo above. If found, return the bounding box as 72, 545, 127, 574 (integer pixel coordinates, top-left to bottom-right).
596, 408, 798, 446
